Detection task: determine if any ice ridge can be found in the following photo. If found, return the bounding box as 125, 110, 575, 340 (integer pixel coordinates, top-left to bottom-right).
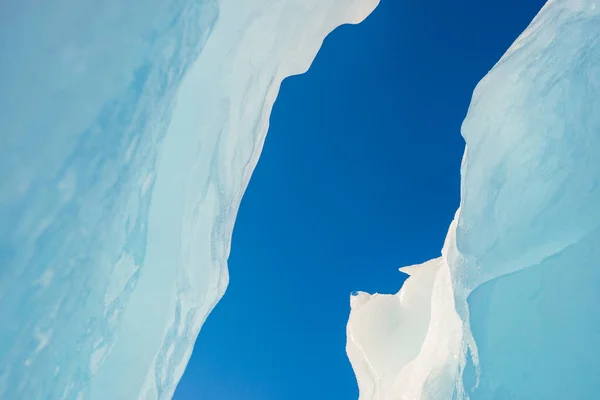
0, 1, 379, 399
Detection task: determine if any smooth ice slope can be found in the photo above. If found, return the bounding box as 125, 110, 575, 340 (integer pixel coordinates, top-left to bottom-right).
0, 0, 378, 399
347, 1, 600, 399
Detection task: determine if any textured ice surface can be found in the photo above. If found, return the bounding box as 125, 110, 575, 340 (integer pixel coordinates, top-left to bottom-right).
347, 0, 600, 399
0, 0, 378, 399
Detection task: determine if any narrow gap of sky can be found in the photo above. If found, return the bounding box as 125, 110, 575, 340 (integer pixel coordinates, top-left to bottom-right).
175, 0, 546, 399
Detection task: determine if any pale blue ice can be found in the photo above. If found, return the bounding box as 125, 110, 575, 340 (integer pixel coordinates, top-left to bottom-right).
461, 1, 600, 397
0, 1, 222, 398
0, 0, 378, 399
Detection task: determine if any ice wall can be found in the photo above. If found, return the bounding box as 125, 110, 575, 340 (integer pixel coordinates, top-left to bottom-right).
347, 0, 600, 398
0, 0, 379, 399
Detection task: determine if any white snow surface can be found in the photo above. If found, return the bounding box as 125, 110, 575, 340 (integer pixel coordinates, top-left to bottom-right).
347, 0, 600, 399
0, 0, 378, 399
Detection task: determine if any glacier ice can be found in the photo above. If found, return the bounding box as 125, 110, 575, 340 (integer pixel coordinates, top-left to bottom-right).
347, 0, 600, 399
0, 0, 379, 399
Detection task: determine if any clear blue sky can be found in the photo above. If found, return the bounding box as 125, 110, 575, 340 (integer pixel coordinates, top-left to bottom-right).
174, 1, 546, 399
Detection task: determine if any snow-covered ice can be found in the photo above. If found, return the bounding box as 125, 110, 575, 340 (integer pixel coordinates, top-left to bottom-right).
347, 1, 600, 398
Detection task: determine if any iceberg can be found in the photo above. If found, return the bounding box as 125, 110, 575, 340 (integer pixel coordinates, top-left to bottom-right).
347, 0, 600, 398
0, 0, 378, 399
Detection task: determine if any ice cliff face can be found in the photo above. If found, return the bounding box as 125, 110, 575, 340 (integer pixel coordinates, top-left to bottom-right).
0, 1, 378, 399
347, 0, 600, 399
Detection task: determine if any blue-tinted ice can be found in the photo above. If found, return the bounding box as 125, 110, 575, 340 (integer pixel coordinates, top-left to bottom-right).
0, 0, 378, 398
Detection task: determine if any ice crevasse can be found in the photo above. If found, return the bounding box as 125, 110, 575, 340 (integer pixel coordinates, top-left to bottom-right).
347, 1, 600, 399
0, 0, 379, 399
2, 0, 599, 399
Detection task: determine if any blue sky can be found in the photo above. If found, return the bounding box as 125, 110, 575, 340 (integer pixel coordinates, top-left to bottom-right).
174, 1, 546, 399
